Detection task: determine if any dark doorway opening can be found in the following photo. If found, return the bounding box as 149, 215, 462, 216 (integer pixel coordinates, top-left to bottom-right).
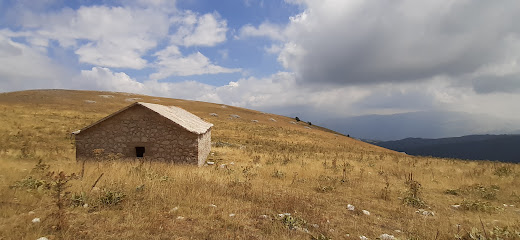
135, 147, 145, 158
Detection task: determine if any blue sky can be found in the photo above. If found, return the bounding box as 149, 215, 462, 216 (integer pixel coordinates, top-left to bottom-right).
1, 0, 520, 131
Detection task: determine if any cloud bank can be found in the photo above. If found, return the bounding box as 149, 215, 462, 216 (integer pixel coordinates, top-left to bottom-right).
1, 0, 520, 129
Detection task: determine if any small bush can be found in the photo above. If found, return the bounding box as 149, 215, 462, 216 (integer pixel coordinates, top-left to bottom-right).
99, 189, 126, 206
32, 159, 50, 173
457, 200, 499, 212
494, 166, 513, 177
315, 185, 335, 193
280, 215, 306, 230
70, 192, 88, 207
444, 189, 459, 195
380, 176, 391, 201
271, 170, 286, 179
458, 184, 499, 200
456, 226, 520, 239
403, 173, 426, 208
10, 176, 50, 191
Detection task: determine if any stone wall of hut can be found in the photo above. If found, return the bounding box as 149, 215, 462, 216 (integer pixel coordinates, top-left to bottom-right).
75, 105, 205, 165
197, 130, 212, 166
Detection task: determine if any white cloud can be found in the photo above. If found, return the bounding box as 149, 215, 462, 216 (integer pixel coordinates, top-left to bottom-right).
218, 49, 229, 60
8, 3, 230, 70
0, 33, 70, 91
20, 5, 170, 69
238, 22, 285, 41
278, 0, 520, 87
74, 67, 217, 101
75, 67, 145, 93
171, 12, 228, 47
150, 45, 240, 79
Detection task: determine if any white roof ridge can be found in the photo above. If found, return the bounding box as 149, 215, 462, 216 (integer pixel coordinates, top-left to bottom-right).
137, 102, 213, 134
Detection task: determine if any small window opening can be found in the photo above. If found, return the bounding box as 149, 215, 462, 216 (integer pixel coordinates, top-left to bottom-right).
135, 147, 145, 158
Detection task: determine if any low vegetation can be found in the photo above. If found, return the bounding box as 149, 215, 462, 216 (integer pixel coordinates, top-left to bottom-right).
0, 90, 519, 239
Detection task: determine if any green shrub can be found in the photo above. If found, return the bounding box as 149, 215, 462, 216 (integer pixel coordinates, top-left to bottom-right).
70, 192, 88, 207
457, 200, 499, 212
10, 176, 50, 191
99, 189, 126, 206
280, 215, 306, 230
403, 173, 426, 208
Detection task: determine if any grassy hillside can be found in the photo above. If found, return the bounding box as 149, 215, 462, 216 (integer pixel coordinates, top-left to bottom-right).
0, 89, 519, 240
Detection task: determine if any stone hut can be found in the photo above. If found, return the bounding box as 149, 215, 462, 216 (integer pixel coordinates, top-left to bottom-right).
74, 102, 213, 166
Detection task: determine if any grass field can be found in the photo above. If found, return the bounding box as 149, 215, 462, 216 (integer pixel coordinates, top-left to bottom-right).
0, 89, 519, 240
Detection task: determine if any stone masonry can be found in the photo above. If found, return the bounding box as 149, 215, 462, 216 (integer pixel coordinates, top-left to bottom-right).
75, 103, 212, 166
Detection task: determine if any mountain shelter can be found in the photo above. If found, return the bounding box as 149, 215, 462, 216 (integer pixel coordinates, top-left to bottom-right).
73, 102, 213, 166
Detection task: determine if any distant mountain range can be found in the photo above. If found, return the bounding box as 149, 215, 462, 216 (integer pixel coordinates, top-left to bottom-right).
319, 111, 520, 141
369, 134, 520, 163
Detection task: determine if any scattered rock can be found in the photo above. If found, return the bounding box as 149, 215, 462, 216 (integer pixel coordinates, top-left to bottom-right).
451, 205, 461, 209
251, 120, 259, 123
84, 100, 96, 103
219, 164, 227, 169
176, 216, 185, 220
152, 99, 160, 101
229, 114, 240, 119
269, 118, 276, 122
311, 224, 319, 228
416, 209, 435, 216
83, 204, 89, 208
28, 211, 35, 215
98, 95, 114, 98
168, 207, 179, 213
229, 213, 236, 217
359, 236, 368, 240
304, 126, 311, 129
294, 226, 310, 233
209, 204, 217, 208
259, 214, 269, 219
37, 237, 49, 240
125, 98, 141, 102
206, 161, 215, 165
289, 121, 297, 124
221, 105, 227, 108
347, 204, 355, 211
32, 218, 41, 223
209, 113, 218, 117
362, 210, 370, 216
379, 233, 396, 240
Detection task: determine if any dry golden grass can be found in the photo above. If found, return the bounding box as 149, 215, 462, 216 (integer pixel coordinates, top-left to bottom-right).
0, 89, 519, 240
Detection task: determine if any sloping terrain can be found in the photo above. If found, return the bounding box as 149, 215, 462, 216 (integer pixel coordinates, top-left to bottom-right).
0, 90, 519, 239
373, 135, 520, 163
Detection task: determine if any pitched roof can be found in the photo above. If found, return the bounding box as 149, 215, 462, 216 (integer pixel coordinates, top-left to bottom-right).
76, 102, 213, 135
138, 102, 213, 134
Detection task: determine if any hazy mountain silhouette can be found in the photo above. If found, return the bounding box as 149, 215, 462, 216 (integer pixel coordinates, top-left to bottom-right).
320, 111, 520, 141
371, 134, 520, 163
